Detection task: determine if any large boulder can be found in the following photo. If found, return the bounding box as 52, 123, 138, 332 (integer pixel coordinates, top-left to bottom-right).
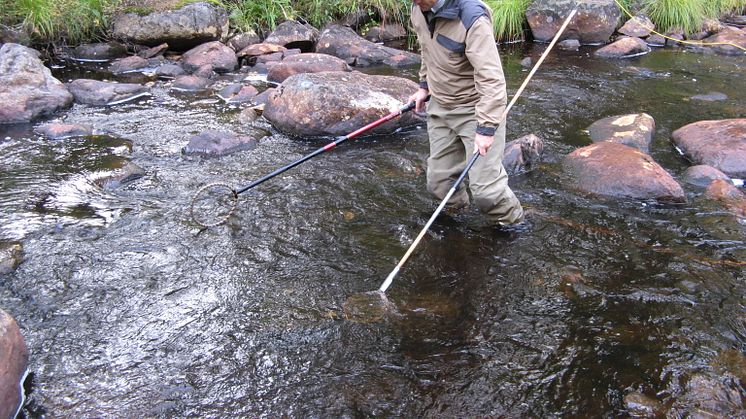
111, 2, 229, 50
692, 26, 746, 56
563, 141, 685, 202
0, 309, 28, 419
181, 41, 238, 73
671, 119, 746, 178
0, 43, 73, 124
587, 113, 655, 153
316, 24, 421, 67
526, 0, 621, 45
267, 53, 351, 83
593, 36, 651, 58
67, 79, 149, 106
264, 20, 319, 52
264, 72, 422, 138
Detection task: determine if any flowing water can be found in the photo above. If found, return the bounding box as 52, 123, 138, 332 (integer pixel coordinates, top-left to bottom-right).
1, 44, 744, 417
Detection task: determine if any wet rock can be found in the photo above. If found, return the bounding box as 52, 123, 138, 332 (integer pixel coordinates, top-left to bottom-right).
109, 55, 149, 74
256, 52, 283, 65
526, 0, 621, 45
264, 20, 319, 53
684, 165, 731, 187
35, 122, 93, 139
705, 179, 746, 217
172, 75, 212, 91
111, 2, 229, 50
71, 42, 128, 61
587, 113, 655, 153
619, 15, 655, 38
267, 53, 351, 83
95, 161, 145, 189
217, 84, 258, 104
182, 130, 259, 157
364, 22, 407, 43
671, 118, 746, 178
624, 392, 662, 418
668, 373, 745, 418
192, 64, 215, 79
227, 31, 261, 52
520, 56, 533, 68
236, 43, 287, 62
558, 39, 580, 50
264, 72, 421, 138
503, 134, 544, 175
238, 107, 261, 124
137, 43, 169, 59
316, 24, 420, 68
67, 79, 149, 106
0, 241, 23, 274
0, 43, 73, 124
692, 26, 746, 55
645, 34, 666, 47
594, 37, 651, 58
156, 63, 185, 78
181, 41, 237, 74
563, 142, 685, 202
0, 309, 27, 419
665, 30, 684, 46
253, 88, 275, 107
690, 91, 727, 101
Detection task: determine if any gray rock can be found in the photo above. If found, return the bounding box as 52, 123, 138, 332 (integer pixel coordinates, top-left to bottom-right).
690, 92, 727, 101
618, 15, 655, 38
182, 130, 259, 157
35, 122, 93, 139
594, 37, 651, 58
95, 161, 146, 189
587, 113, 655, 153
0, 43, 73, 124
181, 41, 237, 73
264, 20, 319, 52
684, 165, 731, 187
672, 118, 746, 178
71, 42, 128, 61
136, 43, 169, 59
316, 24, 420, 68
155, 63, 186, 78
645, 34, 666, 47
227, 31, 261, 52
267, 53, 351, 83
67, 79, 149, 106
0, 242, 23, 274
558, 39, 581, 50
172, 75, 212, 91
111, 2, 229, 50
109, 55, 149, 74
526, 0, 621, 45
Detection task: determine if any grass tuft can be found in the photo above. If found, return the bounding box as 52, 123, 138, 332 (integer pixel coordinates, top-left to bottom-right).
484, 0, 531, 43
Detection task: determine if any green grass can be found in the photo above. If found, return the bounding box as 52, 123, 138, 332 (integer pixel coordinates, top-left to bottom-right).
1, 0, 115, 43
643, 0, 707, 35
485, 0, 531, 42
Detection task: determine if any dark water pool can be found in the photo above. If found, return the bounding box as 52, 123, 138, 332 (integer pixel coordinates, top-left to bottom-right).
1, 44, 744, 417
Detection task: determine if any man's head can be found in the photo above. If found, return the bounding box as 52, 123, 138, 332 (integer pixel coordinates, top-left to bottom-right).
413, 0, 439, 11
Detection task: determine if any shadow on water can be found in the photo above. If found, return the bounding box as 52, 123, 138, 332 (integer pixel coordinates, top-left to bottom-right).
0, 44, 744, 417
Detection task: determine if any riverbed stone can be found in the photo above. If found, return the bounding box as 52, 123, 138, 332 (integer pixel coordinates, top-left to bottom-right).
594, 37, 651, 58
0, 309, 27, 419
671, 119, 746, 178
705, 179, 746, 217
155, 63, 185, 78
67, 79, 149, 106
137, 43, 169, 59
364, 22, 408, 43
71, 42, 128, 61
623, 392, 662, 418
690, 92, 727, 102
267, 53, 351, 83
0, 241, 23, 274
181, 41, 237, 74
684, 165, 731, 187
503, 134, 544, 175
0, 43, 73, 124
94, 161, 146, 189
316, 24, 421, 68
563, 142, 685, 202
526, 0, 621, 45
172, 75, 212, 91
217, 84, 258, 104
692, 26, 746, 55
668, 373, 745, 418
587, 113, 655, 152
227, 31, 261, 52
263, 72, 422, 138
645, 34, 665, 47
35, 122, 94, 139
264, 21, 319, 52
111, 2, 229, 50
618, 15, 654, 38
109, 55, 149, 74
237, 43, 287, 60
182, 130, 259, 157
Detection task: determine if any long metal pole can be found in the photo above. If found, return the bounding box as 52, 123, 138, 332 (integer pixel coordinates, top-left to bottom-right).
378, 8, 578, 293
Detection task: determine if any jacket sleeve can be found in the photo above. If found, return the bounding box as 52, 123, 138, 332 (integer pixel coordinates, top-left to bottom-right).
413, 10, 429, 90
465, 16, 507, 136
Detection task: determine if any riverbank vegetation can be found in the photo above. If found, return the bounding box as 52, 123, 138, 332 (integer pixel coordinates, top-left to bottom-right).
0, 0, 744, 45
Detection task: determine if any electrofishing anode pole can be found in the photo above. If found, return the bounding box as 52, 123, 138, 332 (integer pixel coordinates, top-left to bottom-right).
377, 7, 579, 294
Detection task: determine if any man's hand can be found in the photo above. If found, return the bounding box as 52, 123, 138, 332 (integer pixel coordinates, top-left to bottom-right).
474, 133, 494, 156
407, 88, 429, 113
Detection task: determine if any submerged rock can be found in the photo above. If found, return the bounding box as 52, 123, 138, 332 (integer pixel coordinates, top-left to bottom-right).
111, 2, 229, 50
172, 75, 212, 91
563, 142, 685, 202
683, 165, 731, 187
316, 24, 420, 67
526, 0, 620, 45
0, 309, 28, 419
503, 134, 544, 175
67, 79, 149, 106
671, 118, 746, 178
705, 179, 746, 217
182, 130, 260, 157
95, 161, 146, 189
71, 42, 128, 61
0, 241, 23, 274
587, 113, 655, 153
109, 55, 149, 74
263, 72, 421, 138
35, 122, 94, 139
267, 53, 351, 83
623, 392, 662, 418
0, 43, 73, 124
594, 37, 651, 58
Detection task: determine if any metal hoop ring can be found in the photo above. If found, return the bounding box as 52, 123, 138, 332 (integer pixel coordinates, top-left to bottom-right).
189, 182, 239, 228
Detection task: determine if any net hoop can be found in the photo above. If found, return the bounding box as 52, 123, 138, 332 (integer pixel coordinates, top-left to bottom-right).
189, 182, 239, 228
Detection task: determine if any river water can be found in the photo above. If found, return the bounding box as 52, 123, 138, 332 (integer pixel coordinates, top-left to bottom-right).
1, 44, 744, 417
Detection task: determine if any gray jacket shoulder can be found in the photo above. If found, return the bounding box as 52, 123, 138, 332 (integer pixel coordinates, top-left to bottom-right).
456, 0, 490, 30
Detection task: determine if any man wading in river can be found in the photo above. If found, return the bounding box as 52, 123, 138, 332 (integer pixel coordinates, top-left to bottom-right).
408, 0, 525, 227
